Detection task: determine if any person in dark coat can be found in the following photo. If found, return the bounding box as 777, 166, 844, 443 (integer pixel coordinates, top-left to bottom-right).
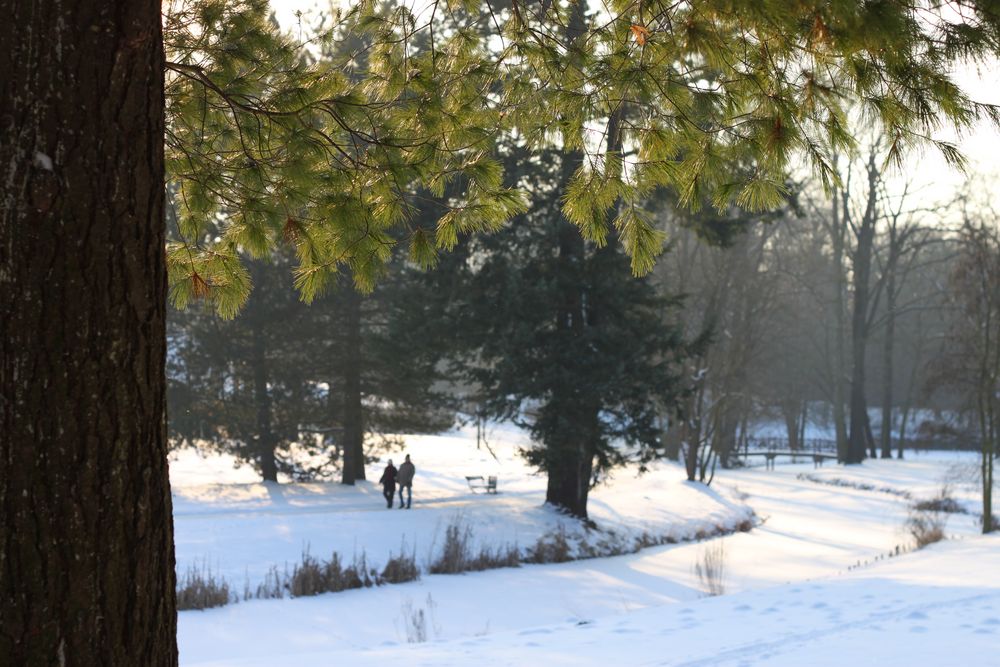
378, 460, 397, 509
396, 454, 415, 509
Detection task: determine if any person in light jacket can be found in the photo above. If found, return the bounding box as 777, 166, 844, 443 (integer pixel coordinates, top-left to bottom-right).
396, 454, 415, 509
378, 460, 397, 509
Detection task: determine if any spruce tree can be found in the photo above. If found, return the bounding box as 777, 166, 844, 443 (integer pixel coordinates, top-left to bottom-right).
433, 142, 688, 519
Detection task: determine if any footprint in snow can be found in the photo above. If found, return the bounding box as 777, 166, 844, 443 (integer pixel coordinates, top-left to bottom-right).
734, 604, 753, 612
910, 626, 928, 634
974, 628, 995, 635
811, 602, 827, 609
907, 611, 928, 620
980, 618, 1000, 626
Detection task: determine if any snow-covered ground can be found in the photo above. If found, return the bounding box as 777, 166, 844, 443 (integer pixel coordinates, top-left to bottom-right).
171, 428, 754, 589
173, 428, 997, 666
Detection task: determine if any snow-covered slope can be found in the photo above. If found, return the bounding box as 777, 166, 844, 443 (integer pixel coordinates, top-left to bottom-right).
171, 427, 754, 589
173, 429, 993, 666
181, 535, 1000, 667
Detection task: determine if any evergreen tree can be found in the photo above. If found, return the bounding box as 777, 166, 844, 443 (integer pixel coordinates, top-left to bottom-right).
309, 260, 456, 485
168, 254, 454, 484
168, 257, 323, 481
433, 142, 688, 519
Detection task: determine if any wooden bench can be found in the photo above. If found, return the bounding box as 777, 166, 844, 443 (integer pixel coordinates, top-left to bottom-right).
465, 475, 498, 494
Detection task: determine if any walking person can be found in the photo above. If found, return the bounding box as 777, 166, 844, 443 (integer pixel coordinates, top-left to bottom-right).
396, 454, 415, 509
378, 459, 397, 509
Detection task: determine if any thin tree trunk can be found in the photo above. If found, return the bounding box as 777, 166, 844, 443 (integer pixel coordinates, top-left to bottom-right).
897, 402, 910, 459
847, 159, 878, 464
865, 410, 878, 459
662, 413, 682, 461
340, 281, 366, 484
712, 397, 740, 467
781, 400, 801, 451
880, 260, 896, 459
0, 1, 177, 663
799, 401, 808, 448
830, 187, 849, 461
980, 392, 995, 533
251, 322, 278, 482
897, 313, 925, 459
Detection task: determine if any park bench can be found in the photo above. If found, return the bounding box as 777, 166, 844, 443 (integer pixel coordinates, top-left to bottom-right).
465, 475, 498, 494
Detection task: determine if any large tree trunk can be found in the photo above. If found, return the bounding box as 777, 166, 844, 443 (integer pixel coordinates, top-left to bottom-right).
544, 211, 597, 518
0, 2, 177, 664
340, 282, 366, 485
544, 423, 596, 520
251, 322, 279, 482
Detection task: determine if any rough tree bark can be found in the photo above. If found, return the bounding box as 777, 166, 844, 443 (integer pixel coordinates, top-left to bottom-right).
0, 1, 177, 664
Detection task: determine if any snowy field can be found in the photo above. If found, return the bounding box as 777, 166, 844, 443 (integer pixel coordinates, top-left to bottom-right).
173, 428, 998, 666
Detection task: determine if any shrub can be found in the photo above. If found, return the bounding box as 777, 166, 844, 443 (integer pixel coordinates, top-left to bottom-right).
694, 541, 727, 596
912, 486, 966, 514
381, 549, 420, 584
430, 518, 521, 573
906, 511, 946, 549
177, 562, 231, 610
430, 521, 474, 574
399, 595, 440, 643
289, 550, 327, 597
254, 564, 284, 599
526, 526, 572, 564
468, 543, 521, 571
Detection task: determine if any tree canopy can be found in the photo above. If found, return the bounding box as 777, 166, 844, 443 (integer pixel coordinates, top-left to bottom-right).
164, 0, 1000, 314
